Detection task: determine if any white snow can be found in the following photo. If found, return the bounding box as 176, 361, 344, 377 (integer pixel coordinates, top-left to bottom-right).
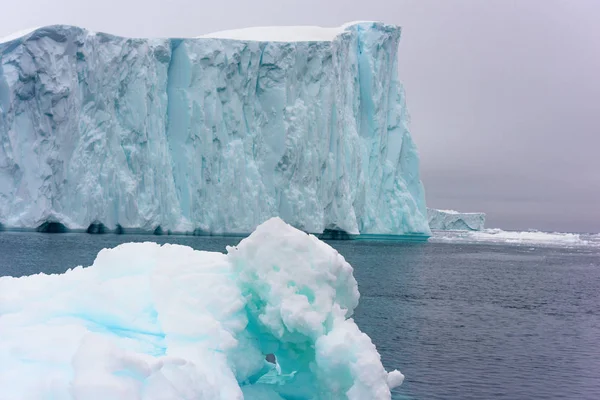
437, 209, 459, 214
0, 22, 377, 45
0, 218, 403, 399
199, 21, 377, 42
0, 26, 40, 44
199, 25, 347, 42
0, 26, 40, 43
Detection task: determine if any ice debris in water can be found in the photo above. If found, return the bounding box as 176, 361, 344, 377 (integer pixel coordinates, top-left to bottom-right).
430, 228, 599, 248
0, 217, 403, 399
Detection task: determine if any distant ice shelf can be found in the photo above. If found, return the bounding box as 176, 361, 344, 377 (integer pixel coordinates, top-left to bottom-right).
427, 208, 486, 231
0, 22, 429, 237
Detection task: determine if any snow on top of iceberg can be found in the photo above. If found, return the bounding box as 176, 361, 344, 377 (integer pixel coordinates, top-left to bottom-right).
199, 25, 345, 42
437, 209, 459, 214
434, 208, 484, 215
199, 21, 379, 42
0, 26, 40, 44
0, 217, 403, 399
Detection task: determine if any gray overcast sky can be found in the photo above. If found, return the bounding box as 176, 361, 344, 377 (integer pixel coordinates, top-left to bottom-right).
1, 0, 598, 232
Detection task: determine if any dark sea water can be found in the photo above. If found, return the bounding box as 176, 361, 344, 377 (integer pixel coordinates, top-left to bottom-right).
1, 232, 599, 399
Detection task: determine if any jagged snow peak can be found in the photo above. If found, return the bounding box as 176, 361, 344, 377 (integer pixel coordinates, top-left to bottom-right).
427, 208, 486, 231
0, 22, 430, 236
0, 217, 404, 399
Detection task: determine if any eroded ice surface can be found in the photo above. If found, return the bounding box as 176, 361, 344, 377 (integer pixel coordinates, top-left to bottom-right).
0, 22, 429, 236
427, 208, 486, 231
0, 218, 403, 399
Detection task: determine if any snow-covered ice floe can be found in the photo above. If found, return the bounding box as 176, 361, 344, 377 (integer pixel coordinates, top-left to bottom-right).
430, 228, 600, 248
0, 22, 429, 237
0, 218, 403, 399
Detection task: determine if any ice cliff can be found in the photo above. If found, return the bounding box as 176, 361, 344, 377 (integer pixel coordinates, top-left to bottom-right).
427, 208, 486, 231
0, 22, 429, 236
0, 218, 404, 399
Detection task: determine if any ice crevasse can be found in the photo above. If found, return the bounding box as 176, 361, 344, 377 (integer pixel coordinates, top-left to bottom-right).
0, 22, 430, 236
0, 217, 404, 399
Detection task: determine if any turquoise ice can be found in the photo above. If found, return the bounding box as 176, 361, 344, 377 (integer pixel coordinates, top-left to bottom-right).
0, 218, 404, 399
0, 23, 429, 236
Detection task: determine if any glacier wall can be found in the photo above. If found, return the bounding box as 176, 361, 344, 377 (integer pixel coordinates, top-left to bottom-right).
427, 208, 486, 231
0, 23, 430, 235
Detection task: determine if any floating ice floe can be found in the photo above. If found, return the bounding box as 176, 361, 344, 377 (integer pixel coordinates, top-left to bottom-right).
0, 217, 403, 399
430, 228, 599, 248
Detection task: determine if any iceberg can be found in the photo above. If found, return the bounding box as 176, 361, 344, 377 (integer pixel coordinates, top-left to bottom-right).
427, 208, 486, 231
430, 228, 600, 248
0, 22, 429, 237
0, 217, 403, 399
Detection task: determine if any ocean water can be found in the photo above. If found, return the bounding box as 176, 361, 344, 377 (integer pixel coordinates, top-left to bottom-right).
0, 231, 599, 399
